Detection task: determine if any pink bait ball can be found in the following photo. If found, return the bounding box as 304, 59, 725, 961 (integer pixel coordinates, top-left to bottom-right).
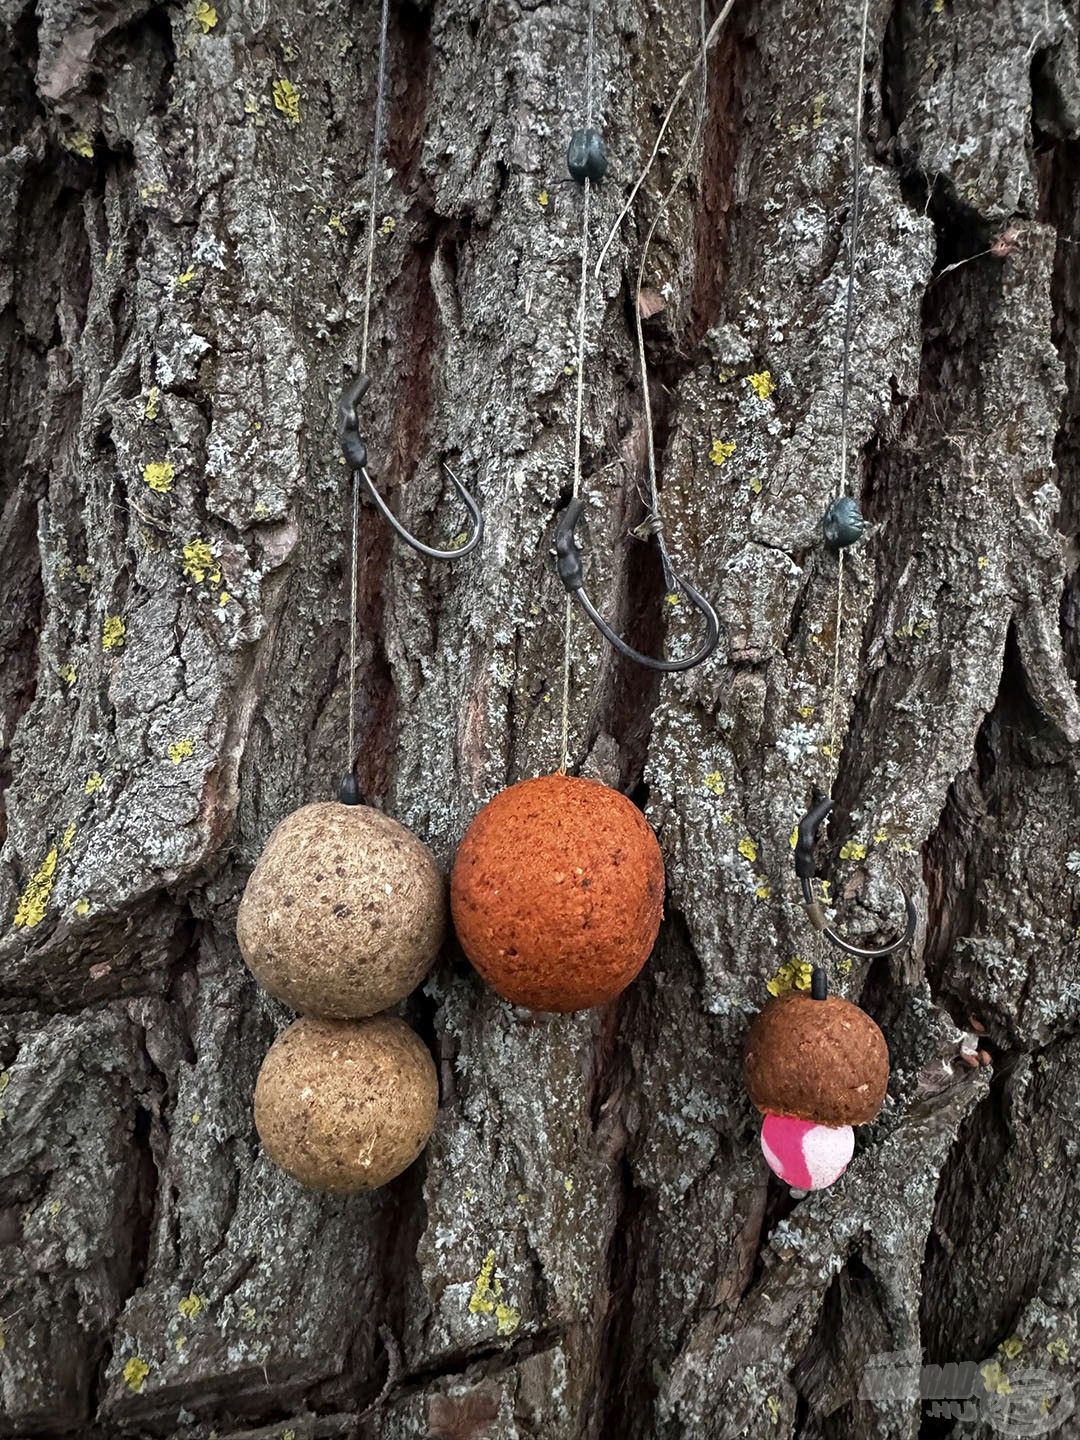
760, 1113, 854, 1191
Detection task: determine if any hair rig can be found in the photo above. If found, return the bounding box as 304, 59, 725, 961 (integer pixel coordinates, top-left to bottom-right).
744, 797, 917, 1192
552, 19, 720, 675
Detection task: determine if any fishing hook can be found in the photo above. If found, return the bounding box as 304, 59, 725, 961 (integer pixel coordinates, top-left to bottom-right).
337, 374, 484, 561
795, 793, 917, 961
555, 497, 720, 672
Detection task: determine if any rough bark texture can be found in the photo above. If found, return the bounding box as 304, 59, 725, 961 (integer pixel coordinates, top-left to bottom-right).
1, 0, 1079, 1436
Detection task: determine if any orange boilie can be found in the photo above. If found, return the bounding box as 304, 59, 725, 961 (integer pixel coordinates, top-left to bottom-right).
450, 773, 664, 1012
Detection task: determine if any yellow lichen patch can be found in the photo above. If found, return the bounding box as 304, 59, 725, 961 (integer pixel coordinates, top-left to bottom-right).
747, 371, 775, 400
123, 1357, 150, 1393
767, 958, 813, 998
175, 267, 198, 287
749, 476, 764, 495
0, 1319, 6, 1350
379, 214, 396, 236
76, 564, 93, 583
977, 554, 989, 569
272, 78, 301, 124
193, 0, 217, 30
1046, 1338, 1069, 1363
178, 1294, 204, 1320
895, 618, 931, 639
665, 592, 681, 607
537, 189, 550, 207
13, 846, 60, 929
755, 882, 772, 901
738, 836, 758, 863
709, 439, 737, 466
63, 131, 95, 159
84, 772, 103, 796
873, 827, 888, 845
102, 615, 126, 651
190, 1110, 202, 1125
999, 1336, 1023, 1360
218, 592, 231, 607
168, 738, 195, 764
61, 823, 76, 853
981, 1360, 1012, 1396
766, 1394, 781, 1424
145, 387, 161, 420
0, 1072, 9, 1095
57, 662, 78, 686
811, 93, 826, 129
182, 540, 221, 585
789, 826, 799, 849
563, 1176, 574, 1194
704, 771, 726, 797
839, 840, 867, 861
144, 460, 175, 493
467, 1249, 519, 1334
74, 898, 90, 916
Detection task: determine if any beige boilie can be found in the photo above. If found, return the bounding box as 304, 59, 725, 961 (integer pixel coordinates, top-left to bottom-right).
254, 1015, 438, 1191
237, 801, 446, 1018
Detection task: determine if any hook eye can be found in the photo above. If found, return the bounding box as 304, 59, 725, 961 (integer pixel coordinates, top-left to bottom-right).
795, 795, 918, 959
554, 498, 719, 673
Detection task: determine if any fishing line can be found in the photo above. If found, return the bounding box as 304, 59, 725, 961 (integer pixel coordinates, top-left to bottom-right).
346, 0, 391, 779
829, 0, 872, 763
559, 0, 597, 774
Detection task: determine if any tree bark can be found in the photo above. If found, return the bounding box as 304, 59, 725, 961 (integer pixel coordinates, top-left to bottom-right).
1, 0, 1079, 1436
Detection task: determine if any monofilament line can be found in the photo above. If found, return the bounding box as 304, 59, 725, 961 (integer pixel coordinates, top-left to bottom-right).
829, 0, 872, 764
347, 0, 391, 778
631, 0, 713, 596
559, 0, 596, 774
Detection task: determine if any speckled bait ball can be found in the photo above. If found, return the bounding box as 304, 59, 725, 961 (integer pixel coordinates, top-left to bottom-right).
744, 991, 889, 1127
450, 772, 664, 1012
237, 801, 446, 1018
254, 1015, 438, 1192
760, 1114, 855, 1191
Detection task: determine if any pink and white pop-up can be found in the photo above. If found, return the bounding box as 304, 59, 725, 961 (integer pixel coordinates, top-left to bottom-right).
760, 1113, 854, 1191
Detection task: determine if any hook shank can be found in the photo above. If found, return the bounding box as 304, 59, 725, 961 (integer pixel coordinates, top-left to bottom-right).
795, 794, 917, 959
555, 499, 719, 673
337, 372, 484, 561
